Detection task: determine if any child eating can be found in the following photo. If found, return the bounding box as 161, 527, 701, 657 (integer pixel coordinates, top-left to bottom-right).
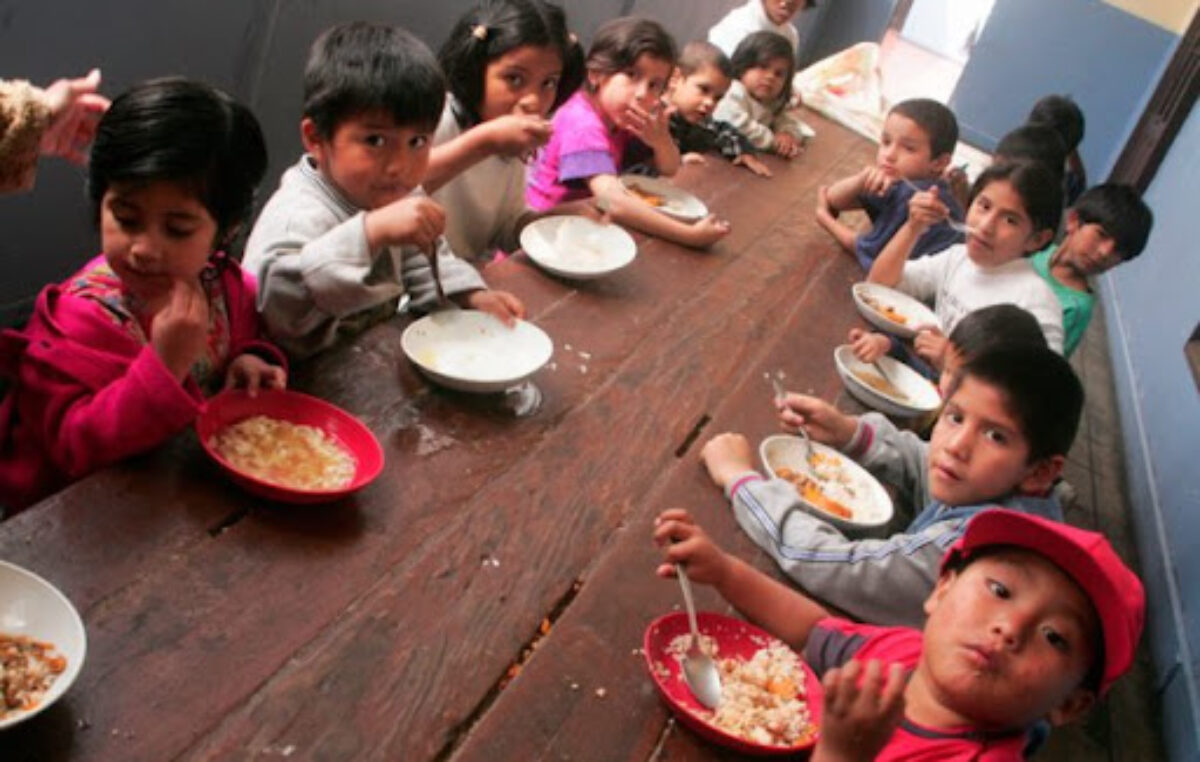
244, 22, 524, 359
653, 507, 1144, 760
817, 98, 963, 270
698, 345, 1082, 626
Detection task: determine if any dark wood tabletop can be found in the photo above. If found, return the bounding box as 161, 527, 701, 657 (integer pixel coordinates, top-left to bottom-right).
0, 112, 876, 762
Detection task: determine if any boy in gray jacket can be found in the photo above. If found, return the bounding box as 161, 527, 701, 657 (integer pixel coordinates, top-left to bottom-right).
699, 345, 1083, 627
244, 22, 523, 359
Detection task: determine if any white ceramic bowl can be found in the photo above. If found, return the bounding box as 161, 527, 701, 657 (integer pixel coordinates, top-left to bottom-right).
401, 310, 553, 393
833, 345, 942, 418
619, 175, 708, 221
851, 283, 939, 339
0, 561, 86, 729
758, 434, 893, 532
519, 216, 637, 280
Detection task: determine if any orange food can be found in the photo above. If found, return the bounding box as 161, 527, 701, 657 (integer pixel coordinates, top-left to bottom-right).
627, 183, 665, 207
776, 467, 854, 520
861, 293, 909, 325
0, 633, 66, 717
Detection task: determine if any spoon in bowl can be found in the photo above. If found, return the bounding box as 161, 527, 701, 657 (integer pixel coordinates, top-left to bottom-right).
676, 562, 722, 709
766, 371, 815, 466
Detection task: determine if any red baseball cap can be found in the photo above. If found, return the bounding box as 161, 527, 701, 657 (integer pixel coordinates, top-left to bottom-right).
942, 510, 1145, 696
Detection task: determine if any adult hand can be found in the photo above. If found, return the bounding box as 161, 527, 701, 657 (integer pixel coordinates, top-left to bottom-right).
39, 68, 109, 164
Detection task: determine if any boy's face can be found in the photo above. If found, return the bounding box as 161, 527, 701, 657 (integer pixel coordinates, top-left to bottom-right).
481, 44, 563, 122
964, 179, 1053, 268
761, 0, 804, 25
590, 53, 672, 130
876, 112, 945, 181
921, 549, 1098, 729
928, 375, 1058, 505
1057, 210, 1123, 277
669, 65, 731, 123
301, 110, 431, 211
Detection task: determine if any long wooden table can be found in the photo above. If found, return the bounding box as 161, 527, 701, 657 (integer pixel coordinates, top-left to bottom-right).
0, 113, 875, 761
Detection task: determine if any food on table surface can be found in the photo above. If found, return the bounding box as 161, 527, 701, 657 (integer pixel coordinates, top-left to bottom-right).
665, 633, 816, 747
626, 183, 666, 207
853, 369, 910, 401
0, 633, 67, 718
775, 449, 862, 520
859, 292, 909, 325
209, 415, 356, 490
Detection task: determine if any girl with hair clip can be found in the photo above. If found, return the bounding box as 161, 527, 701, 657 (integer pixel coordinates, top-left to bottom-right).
427, 0, 590, 262
526, 17, 731, 249
0, 78, 287, 511
714, 31, 805, 159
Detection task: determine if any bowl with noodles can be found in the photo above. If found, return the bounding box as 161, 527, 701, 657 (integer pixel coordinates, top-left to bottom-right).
197, 389, 384, 504
759, 434, 893, 532
0, 561, 86, 730
833, 345, 941, 418
644, 611, 822, 756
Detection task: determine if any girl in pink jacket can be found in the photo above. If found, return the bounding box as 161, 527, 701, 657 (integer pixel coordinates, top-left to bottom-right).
0, 78, 287, 511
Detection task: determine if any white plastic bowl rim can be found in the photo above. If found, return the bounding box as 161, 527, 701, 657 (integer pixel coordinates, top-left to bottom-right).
833, 344, 942, 417
758, 434, 894, 529
850, 282, 939, 339
519, 215, 637, 279
619, 175, 708, 221
401, 310, 554, 393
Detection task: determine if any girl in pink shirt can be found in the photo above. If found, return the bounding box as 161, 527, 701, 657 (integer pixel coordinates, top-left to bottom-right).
0, 78, 287, 511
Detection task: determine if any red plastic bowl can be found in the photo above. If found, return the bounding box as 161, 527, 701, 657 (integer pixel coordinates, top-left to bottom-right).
196, 389, 384, 504
643, 612, 823, 756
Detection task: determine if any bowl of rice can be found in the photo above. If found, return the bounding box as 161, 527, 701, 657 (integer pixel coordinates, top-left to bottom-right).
644, 612, 821, 756
197, 389, 384, 504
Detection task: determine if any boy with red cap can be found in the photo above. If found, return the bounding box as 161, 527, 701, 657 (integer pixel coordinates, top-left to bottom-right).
653, 508, 1144, 760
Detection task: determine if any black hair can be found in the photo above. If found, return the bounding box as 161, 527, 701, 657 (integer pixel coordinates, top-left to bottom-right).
945, 345, 1083, 462
677, 40, 734, 79
969, 160, 1064, 240
1072, 183, 1154, 262
1028, 94, 1085, 153
948, 305, 1048, 364
439, 0, 584, 127
730, 31, 796, 108
304, 22, 445, 138
994, 124, 1067, 176
88, 77, 267, 242
584, 17, 677, 94
890, 98, 959, 158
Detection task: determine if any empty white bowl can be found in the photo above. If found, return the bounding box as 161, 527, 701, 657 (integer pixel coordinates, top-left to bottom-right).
520, 216, 637, 280
834, 345, 942, 418
619, 175, 708, 221
0, 561, 86, 729
401, 310, 553, 393
758, 434, 893, 532
851, 283, 939, 339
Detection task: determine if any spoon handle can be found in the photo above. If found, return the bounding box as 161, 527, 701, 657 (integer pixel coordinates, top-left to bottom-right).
676, 563, 701, 643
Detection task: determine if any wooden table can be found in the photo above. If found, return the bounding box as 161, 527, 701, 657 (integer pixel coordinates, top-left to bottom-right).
0, 113, 876, 761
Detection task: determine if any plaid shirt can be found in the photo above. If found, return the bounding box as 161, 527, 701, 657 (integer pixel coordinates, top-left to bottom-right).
669, 112, 757, 162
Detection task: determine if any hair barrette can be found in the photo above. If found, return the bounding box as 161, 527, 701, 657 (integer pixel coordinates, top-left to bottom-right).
472, 24, 488, 41
568, 31, 578, 45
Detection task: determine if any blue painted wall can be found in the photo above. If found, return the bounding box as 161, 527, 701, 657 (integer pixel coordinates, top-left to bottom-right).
949, 0, 1177, 180
1103, 102, 1200, 762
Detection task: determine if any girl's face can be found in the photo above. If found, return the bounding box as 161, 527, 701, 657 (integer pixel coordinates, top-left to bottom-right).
740, 56, 791, 103
480, 44, 563, 122
965, 179, 1051, 268
590, 53, 672, 129
101, 180, 219, 304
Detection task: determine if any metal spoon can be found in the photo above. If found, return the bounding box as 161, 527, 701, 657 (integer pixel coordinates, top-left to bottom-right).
675, 563, 722, 709
766, 371, 816, 466
899, 177, 976, 236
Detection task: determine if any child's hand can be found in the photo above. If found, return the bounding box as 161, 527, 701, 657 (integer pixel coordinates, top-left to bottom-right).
684, 214, 732, 248
40, 68, 109, 164
913, 327, 948, 370
624, 101, 673, 152
652, 508, 733, 587
848, 328, 891, 363
773, 133, 801, 159
151, 279, 210, 381
861, 166, 894, 196
365, 196, 446, 252
699, 433, 756, 490
734, 153, 772, 177
811, 660, 907, 762
776, 393, 857, 449
905, 187, 949, 235
682, 152, 707, 166
482, 114, 552, 161
224, 354, 286, 396
463, 289, 526, 327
